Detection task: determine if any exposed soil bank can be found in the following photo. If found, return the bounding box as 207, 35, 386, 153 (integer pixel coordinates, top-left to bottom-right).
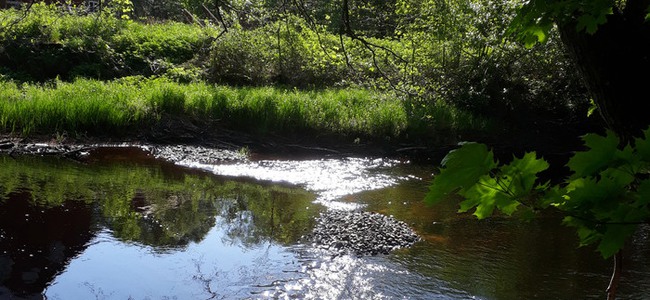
0, 113, 457, 163
1, 110, 602, 182
0, 117, 597, 165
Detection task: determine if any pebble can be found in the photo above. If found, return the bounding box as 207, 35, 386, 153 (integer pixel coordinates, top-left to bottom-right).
309, 210, 420, 256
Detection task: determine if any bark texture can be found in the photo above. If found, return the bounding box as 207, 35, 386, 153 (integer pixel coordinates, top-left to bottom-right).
558, 0, 650, 140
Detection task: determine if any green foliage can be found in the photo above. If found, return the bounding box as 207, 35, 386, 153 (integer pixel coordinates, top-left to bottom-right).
131, 0, 184, 21
425, 143, 497, 205
114, 21, 213, 64
0, 5, 215, 81
508, 0, 625, 47
0, 0, 590, 146
108, 0, 134, 20
208, 15, 401, 88
427, 128, 650, 258
0, 1, 588, 130
556, 130, 650, 258
426, 143, 548, 219
209, 26, 276, 85
392, 0, 588, 123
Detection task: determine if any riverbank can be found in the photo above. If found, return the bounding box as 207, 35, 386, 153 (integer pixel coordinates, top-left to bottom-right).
0, 77, 598, 166
0, 114, 599, 169
0, 123, 458, 163
0, 77, 500, 161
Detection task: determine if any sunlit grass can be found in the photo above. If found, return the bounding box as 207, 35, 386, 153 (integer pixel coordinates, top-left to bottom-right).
0, 77, 491, 140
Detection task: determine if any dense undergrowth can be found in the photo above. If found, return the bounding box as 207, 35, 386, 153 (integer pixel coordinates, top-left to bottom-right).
0, 2, 592, 146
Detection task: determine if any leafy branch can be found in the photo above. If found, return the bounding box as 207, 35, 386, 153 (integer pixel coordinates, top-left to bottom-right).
426, 127, 650, 300
426, 127, 650, 259
338, 0, 414, 96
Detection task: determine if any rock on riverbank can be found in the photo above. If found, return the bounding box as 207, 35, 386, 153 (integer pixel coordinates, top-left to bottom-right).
310, 210, 420, 256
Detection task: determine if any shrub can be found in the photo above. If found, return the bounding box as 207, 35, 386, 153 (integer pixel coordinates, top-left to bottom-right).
0, 4, 215, 82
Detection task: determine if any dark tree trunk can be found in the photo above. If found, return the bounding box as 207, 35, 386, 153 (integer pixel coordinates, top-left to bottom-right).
558, 0, 650, 140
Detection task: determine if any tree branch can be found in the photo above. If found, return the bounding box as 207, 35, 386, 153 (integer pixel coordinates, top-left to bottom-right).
339, 0, 413, 95
606, 251, 623, 300
3, 0, 36, 31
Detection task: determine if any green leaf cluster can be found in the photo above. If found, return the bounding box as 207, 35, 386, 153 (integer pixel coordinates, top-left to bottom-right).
427, 128, 650, 258
556, 130, 650, 258
426, 142, 549, 219
509, 0, 617, 48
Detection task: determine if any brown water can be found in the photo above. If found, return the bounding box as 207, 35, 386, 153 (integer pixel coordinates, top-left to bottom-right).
1, 147, 649, 299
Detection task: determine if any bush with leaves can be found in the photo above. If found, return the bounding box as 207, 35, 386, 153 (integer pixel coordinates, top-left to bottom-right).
393, 0, 588, 123
208, 17, 355, 88
0, 4, 215, 81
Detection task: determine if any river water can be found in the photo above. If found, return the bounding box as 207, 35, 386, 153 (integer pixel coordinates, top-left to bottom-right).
1, 146, 649, 299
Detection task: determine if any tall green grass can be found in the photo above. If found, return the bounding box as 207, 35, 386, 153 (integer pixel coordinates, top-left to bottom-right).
0, 77, 491, 140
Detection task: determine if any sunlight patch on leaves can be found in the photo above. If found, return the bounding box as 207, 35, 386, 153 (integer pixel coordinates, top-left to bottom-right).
425, 143, 496, 205
462, 175, 516, 219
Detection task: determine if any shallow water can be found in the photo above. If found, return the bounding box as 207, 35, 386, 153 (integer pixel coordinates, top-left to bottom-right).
1, 147, 649, 299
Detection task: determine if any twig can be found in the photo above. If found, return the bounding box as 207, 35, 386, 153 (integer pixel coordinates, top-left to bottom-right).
202, 3, 228, 32
3, 0, 36, 32
606, 251, 623, 300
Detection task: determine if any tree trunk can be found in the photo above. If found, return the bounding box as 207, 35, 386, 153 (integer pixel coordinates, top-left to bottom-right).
558, 0, 650, 140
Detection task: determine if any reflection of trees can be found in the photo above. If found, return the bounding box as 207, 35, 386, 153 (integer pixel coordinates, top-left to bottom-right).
215, 184, 320, 247
102, 187, 218, 249
1, 151, 321, 247
0, 190, 95, 298
0, 152, 324, 297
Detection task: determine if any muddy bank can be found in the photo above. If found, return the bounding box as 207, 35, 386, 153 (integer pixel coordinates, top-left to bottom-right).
0, 138, 93, 159
0, 138, 246, 164
0, 111, 458, 163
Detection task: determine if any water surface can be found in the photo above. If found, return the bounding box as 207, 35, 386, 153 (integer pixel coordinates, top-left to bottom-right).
1, 147, 649, 299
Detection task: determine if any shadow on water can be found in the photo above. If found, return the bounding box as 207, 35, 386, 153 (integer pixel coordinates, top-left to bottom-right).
1, 147, 650, 299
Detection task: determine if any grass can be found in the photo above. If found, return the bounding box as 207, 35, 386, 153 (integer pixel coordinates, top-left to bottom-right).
0, 77, 492, 141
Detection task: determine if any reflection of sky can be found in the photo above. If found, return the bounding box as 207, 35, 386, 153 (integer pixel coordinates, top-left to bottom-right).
44, 229, 464, 300
45, 226, 303, 300
264, 246, 470, 300
179, 158, 408, 210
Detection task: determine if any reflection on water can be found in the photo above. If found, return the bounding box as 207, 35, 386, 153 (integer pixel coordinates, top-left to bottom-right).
0, 191, 95, 297
354, 181, 650, 300
1, 148, 650, 299
0, 150, 322, 299
179, 157, 409, 210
